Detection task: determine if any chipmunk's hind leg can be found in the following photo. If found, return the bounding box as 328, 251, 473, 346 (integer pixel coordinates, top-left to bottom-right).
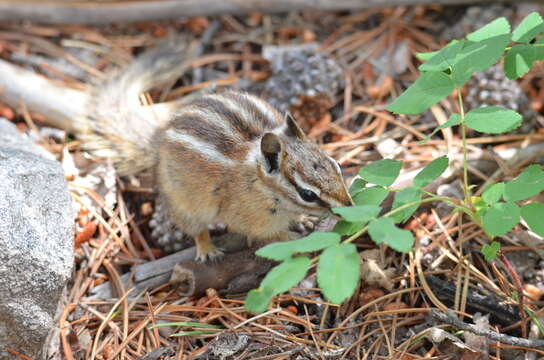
164, 199, 223, 261
194, 230, 224, 261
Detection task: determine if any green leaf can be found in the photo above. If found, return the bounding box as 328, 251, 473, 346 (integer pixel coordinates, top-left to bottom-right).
246, 256, 312, 312
482, 241, 501, 261
391, 187, 422, 223
482, 182, 505, 205
414, 156, 449, 187
504, 44, 536, 79
521, 203, 544, 236
504, 165, 544, 202
466, 17, 511, 42
451, 34, 511, 86
359, 159, 402, 187
349, 178, 367, 197
352, 186, 389, 206
483, 202, 521, 236
261, 256, 310, 293
465, 106, 522, 134
419, 40, 464, 72
256, 233, 341, 261
387, 71, 455, 115
245, 288, 273, 313
333, 220, 364, 235
317, 244, 360, 304
332, 205, 381, 223
420, 114, 461, 144
512, 12, 544, 42
368, 217, 415, 253
416, 50, 439, 61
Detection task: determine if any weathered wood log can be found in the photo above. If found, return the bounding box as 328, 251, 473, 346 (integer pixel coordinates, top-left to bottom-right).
0, 0, 518, 25
89, 234, 271, 299
0, 59, 88, 132
170, 247, 275, 297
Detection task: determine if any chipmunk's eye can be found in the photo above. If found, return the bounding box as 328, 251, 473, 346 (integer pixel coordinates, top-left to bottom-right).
297, 186, 319, 202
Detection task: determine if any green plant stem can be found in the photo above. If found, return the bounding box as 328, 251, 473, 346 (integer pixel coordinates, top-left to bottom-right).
343, 195, 471, 245
457, 90, 471, 207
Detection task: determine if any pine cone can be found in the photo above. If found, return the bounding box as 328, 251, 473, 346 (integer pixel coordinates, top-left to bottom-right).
465, 64, 538, 134
149, 197, 192, 253
259, 44, 344, 132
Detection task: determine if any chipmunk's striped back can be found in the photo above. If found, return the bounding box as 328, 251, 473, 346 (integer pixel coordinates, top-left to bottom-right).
164, 92, 284, 164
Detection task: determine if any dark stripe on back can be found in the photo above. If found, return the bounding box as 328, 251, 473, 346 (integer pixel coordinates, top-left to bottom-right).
191, 96, 262, 141
220, 92, 281, 131
170, 114, 248, 160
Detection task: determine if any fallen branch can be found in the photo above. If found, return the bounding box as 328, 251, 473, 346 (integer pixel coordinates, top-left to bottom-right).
171, 247, 275, 297
0, 0, 524, 25
429, 309, 544, 349
89, 234, 273, 299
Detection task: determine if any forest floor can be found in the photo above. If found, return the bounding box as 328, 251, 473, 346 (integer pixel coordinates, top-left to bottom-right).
2, 3, 544, 360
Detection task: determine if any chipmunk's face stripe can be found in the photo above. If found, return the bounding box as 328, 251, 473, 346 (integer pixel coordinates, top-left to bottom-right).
165, 128, 235, 166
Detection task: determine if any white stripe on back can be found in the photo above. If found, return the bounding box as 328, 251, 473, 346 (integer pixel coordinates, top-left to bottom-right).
165, 128, 235, 166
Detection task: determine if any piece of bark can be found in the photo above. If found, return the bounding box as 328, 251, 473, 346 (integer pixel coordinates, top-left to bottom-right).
0, 0, 525, 25
171, 247, 275, 297
89, 233, 255, 299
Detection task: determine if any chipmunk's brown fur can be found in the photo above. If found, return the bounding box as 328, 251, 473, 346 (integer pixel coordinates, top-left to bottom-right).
77, 41, 352, 260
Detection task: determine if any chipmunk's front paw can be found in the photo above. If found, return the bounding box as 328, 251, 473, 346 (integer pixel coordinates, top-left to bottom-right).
195, 246, 224, 262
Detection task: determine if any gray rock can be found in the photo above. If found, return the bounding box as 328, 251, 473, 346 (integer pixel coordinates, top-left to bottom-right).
0, 118, 74, 360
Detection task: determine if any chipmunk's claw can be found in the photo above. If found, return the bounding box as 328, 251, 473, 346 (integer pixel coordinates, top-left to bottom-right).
195, 246, 224, 262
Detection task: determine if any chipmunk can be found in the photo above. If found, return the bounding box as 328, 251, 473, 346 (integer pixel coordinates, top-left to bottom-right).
74, 40, 353, 261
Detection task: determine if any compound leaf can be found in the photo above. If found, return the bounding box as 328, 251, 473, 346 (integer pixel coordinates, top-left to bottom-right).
483, 202, 520, 236
467, 17, 510, 42
504, 165, 544, 202
368, 217, 414, 253
482, 241, 501, 261
332, 205, 381, 224
414, 156, 449, 187
512, 12, 544, 42
317, 244, 360, 304
504, 44, 536, 79
521, 202, 544, 236
352, 186, 389, 206
387, 71, 455, 115
482, 182, 505, 205
451, 34, 511, 86
465, 106, 522, 134
359, 159, 402, 187
391, 187, 422, 223
256, 233, 340, 261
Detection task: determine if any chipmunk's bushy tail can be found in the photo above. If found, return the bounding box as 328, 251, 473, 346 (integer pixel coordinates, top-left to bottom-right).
77, 38, 197, 175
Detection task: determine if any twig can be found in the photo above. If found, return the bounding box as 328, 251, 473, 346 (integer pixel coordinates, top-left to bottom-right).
429, 309, 544, 349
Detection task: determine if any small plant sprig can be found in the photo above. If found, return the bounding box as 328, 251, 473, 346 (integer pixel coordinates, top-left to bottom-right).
245, 12, 544, 314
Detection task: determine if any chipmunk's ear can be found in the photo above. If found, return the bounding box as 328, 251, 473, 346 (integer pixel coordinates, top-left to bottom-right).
261, 133, 283, 173
284, 113, 305, 140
